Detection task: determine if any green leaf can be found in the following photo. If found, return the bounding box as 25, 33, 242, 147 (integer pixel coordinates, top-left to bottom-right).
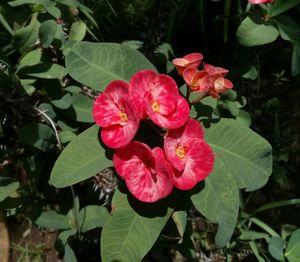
51, 93, 73, 109
0, 13, 13, 36
19, 48, 42, 67
35, 210, 71, 230
8, 0, 40, 6
64, 244, 77, 262
45, 6, 61, 18
191, 119, 272, 247
50, 125, 112, 188
78, 205, 109, 233
172, 210, 187, 242
205, 119, 272, 191
239, 230, 269, 241
66, 93, 94, 123
18, 122, 56, 152
58, 229, 76, 245
69, 21, 86, 41
0, 178, 19, 202
285, 228, 300, 262
59, 131, 76, 144
236, 109, 252, 127
237, 16, 279, 46
292, 45, 300, 76
101, 190, 172, 262
242, 66, 258, 80
269, 0, 300, 18
191, 159, 239, 247
39, 20, 59, 48
274, 15, 300, 42
13, 13, 40, 53
268, 236, 285, 261
65, 41, 156, 91
18, 62, 67, 79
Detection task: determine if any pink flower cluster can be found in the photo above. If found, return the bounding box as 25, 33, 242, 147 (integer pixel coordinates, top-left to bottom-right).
172, 53, 233, 98
248, 0, 273, 4
93, 61, 215, 203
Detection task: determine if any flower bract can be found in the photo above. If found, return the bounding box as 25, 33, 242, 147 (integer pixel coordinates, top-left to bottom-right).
164, 118, 214, 190
113, 141, 173, 203
93, 80, 139, 149
172, 53, 203, 76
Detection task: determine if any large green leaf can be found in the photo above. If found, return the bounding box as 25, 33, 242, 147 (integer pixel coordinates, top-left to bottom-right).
50, 125, 112, 188
274, 15, 300, 42
65, 42, 156, 91
101, 190, 172, 262
192, 119, 272, 247
78, 205, 109, 233
237, 17, 279, 46
191, 159, 239, 247
205, 119, 272, 191
269, 0, 300, 18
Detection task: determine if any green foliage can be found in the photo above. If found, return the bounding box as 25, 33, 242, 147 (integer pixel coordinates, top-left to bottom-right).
65, 41, 156, 91
101, 189, 173, 262
237, 16, 279, 46
50, 125, 112, 188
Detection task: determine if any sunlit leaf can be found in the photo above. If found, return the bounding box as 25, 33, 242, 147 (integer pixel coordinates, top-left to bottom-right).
65, 41, 156, 91
101, 190, 172, 262
50, 125, 112, 187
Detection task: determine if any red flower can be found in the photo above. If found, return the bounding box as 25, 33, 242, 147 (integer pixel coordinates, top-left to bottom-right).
129, 70, 190, 129
182, 67, 213, 92
93, 80, 139, 149
204, 63, 233, 98
113, 141, 173, 203
164, 119, 214, 190
248, 0, 273, 4
172, 53, 203, 76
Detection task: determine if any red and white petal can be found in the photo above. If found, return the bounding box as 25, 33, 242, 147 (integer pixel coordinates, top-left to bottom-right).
93, 93, 122, 127
129, 70, 157, 118
182, 67, 198, 86
93, 80, 130, 127
214, 77, 233, 93
126, 147, 173, 202
113, 142, 173, 202
204, 63, 229, 77
145, 95, 190, 129
113, 141, 155, 179
183, 52, 203, 68
101, 102, 139, 149
172, 140, 214, 190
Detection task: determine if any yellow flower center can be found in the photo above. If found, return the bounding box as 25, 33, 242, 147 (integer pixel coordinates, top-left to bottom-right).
119, 111, 128, 125
151, 101, 160, 112
176, 146, 185, 160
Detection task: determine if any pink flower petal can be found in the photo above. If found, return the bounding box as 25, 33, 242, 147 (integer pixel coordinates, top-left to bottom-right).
204, 63, 229, 77
172, 53, 203, 75
172, 139, 214, 190
164, 118, 205, 171
93, 80, 139, 149
129, 70, 157, 119
183, 68, 212, 92
93, 80, 130, 127
164, 119, 214, 190
248, 0, 273, 4
145, 95, 190, 129
113, 142, 173, 202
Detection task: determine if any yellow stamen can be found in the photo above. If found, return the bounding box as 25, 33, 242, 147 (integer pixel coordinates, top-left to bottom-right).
176, 146, 185, 160
151, 101, 160, 112
119, 111, 128, 125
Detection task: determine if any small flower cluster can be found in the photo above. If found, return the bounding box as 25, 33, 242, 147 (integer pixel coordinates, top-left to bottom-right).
92, 53, 233, 203
248, 0, 273, 4
172, 53, 233, 98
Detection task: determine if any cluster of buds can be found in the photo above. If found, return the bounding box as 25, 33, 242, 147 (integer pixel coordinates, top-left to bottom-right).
92, 52, 235, 203
172, 53, 233, 99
